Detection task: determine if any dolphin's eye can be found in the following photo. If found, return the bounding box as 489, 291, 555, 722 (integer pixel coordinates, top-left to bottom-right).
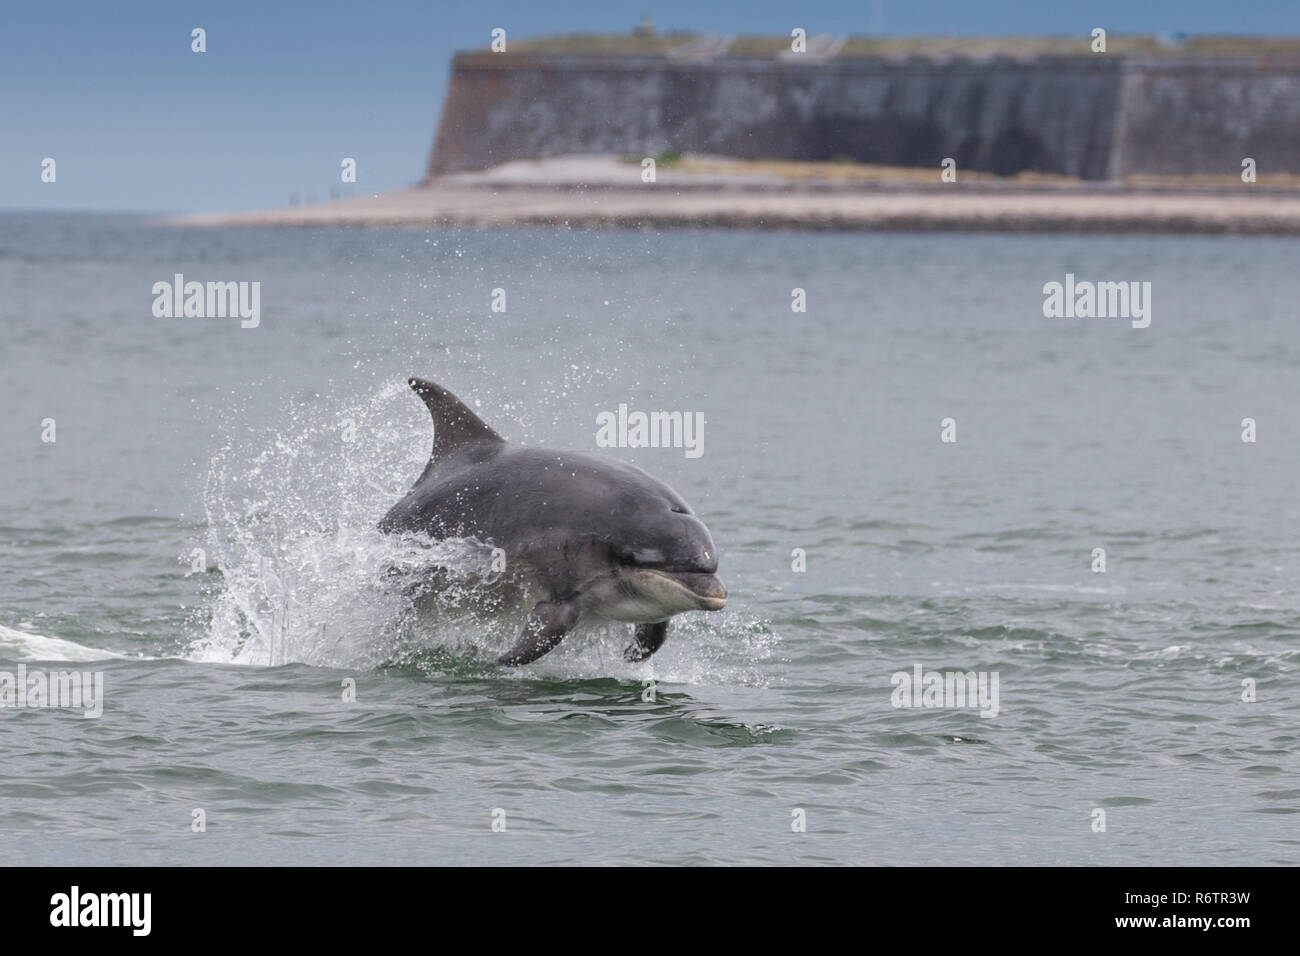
670, 505, 688, 515
620, 547, 666, 566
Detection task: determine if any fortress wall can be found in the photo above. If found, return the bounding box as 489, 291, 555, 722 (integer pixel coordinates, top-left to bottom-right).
428, 51, 1300, 181
1113, 60, 1300, 176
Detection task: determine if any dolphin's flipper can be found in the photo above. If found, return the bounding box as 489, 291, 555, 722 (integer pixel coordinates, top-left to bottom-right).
624, 621, 669, 662
498, 599, 582, 666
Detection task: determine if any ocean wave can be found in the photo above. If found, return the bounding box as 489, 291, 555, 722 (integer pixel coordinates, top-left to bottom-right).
0, 623, 123, 662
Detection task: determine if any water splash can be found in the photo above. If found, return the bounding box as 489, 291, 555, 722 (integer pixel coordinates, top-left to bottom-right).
191, 379, 438, 667
190, 380, 775, 683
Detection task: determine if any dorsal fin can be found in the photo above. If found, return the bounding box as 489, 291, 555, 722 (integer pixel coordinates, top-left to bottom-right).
408, 378, 505, 473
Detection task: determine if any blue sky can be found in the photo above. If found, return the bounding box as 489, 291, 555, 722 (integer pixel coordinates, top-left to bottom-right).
5, 0, 1300, 213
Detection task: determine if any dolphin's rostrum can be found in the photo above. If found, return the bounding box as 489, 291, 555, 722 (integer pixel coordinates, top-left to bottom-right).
379, 378, 727, 665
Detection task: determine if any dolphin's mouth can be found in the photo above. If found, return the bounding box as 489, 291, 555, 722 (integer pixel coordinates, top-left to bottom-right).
638, 567, 728, 611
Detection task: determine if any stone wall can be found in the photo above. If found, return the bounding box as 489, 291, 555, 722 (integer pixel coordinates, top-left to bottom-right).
427, 50, 1300, 180
1112, 59, 1300, 176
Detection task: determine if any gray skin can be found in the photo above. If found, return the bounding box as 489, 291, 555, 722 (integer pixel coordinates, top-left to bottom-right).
379, 378, 727, 665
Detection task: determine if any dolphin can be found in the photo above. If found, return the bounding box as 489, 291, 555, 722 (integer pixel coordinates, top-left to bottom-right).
379, 378, 727, 665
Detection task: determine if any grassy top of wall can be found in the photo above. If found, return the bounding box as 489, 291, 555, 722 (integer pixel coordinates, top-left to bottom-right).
495, 32, 1300, 59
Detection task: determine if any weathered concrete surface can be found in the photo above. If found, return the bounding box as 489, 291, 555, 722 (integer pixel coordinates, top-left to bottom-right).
1114, 60, 1300, 176
429, 53, 1124, 179
428, 50, 1300, 180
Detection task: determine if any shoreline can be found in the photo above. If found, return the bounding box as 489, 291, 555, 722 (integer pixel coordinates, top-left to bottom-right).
178, 156, 1300, 235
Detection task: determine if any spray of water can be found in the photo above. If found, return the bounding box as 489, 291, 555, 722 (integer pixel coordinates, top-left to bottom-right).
188, 379, 777, 684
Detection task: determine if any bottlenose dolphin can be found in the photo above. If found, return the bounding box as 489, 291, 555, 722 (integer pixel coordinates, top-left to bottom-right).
379, 378, 727, 665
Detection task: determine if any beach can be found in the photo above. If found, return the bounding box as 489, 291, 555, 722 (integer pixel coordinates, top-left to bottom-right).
182, 155, 1300, 234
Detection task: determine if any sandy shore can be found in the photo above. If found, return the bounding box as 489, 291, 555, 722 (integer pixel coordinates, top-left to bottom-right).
180, 155, 1300, 234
